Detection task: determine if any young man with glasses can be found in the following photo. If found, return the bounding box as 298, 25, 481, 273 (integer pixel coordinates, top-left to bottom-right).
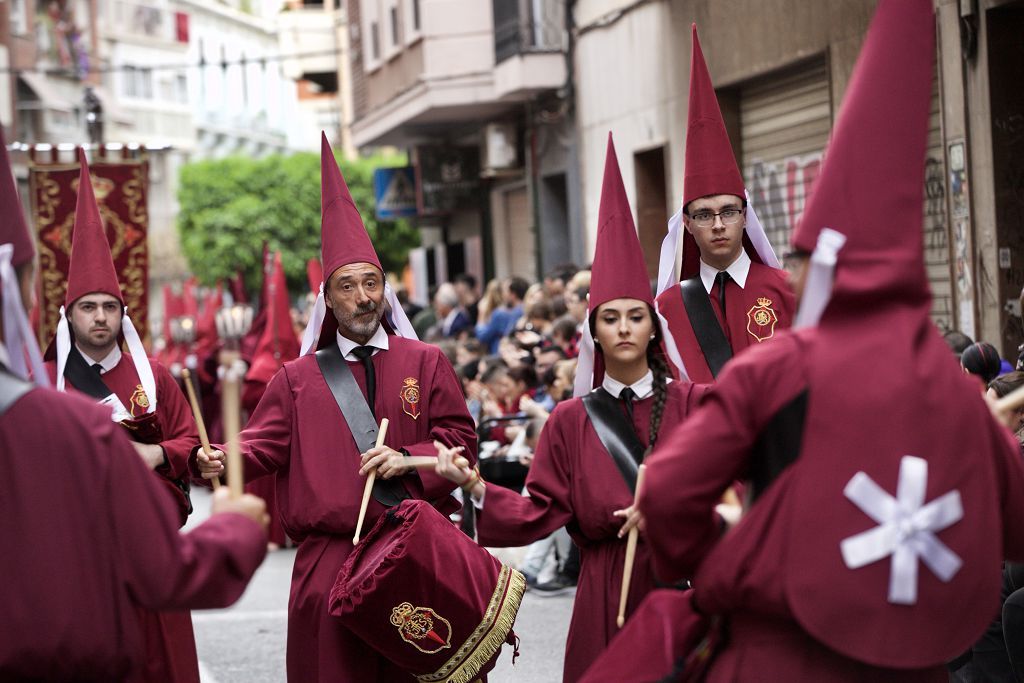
655, 26, 794, 384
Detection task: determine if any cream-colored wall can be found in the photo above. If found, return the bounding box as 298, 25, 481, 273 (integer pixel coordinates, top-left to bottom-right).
575, 0, 678, 260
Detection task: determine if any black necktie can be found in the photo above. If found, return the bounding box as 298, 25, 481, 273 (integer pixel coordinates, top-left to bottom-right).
715, 271, 731, 315
91, 363, 103, 376
351, 344, 407, 507
620, 387, 636, 421
351, 346, 376, 417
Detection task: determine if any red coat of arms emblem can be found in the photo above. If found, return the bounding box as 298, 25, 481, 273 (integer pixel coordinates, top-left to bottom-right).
391, 601, 452, 654
400, 377, 421, 420
746, 297, 779, 342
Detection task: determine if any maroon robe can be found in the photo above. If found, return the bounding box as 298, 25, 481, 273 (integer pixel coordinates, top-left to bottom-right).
475, 380, 705, 682
640, 332, 1024, 681
46, 352, 204, 683
192, 336, 477, 682
656, 261, 794, 384
0, 382, 265, 681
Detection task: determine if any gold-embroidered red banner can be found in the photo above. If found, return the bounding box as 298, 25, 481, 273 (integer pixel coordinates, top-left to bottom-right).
29, 153, 150, 348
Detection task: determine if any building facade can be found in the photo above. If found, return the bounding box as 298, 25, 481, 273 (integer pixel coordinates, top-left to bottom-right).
573, 0, 1024, 360
347, 0, 580, 293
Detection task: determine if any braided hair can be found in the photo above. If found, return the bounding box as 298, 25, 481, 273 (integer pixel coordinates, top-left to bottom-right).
646, 341, 669, 450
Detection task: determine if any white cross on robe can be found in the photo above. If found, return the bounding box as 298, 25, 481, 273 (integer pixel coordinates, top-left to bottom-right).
839, 455, 964, 605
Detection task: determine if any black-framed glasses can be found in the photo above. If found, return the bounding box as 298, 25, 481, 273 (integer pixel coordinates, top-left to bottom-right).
688, 208, 744, 229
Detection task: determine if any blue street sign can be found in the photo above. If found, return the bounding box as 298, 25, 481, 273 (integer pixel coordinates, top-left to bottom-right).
373, 167, 418, 220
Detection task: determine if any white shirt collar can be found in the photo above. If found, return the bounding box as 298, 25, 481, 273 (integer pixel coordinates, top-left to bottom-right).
0, 341, 10, 371
77, 344, 122, 374
602, 369, 654, 400
337, 323, 390, 361
698, 248, 751, 293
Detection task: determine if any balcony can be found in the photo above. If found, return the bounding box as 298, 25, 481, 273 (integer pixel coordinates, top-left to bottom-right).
278, 6, 339, 82
493, 0, 565, 64
492, 0, 566, 100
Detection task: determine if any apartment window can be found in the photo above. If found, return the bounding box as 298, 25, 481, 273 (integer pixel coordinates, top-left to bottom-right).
10, 0, 29, 35
390, 6, 400, 46
371, 21, 380, 61
404, 0, 422, 45
175, 74, 188, 104
124, 66, 138, 98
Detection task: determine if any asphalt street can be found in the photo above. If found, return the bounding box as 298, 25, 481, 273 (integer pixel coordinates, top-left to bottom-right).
185, 488, 573, 682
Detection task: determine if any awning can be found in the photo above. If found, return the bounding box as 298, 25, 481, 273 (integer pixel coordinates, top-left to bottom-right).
17, 72, 80, 112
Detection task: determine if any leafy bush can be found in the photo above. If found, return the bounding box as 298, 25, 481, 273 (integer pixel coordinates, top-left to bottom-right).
177, 151, 420, 294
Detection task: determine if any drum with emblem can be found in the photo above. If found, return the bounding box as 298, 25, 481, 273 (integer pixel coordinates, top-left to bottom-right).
329, 499, 525, 683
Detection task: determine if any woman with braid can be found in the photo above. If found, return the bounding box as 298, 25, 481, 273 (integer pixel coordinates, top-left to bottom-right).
434, 135, 705, 682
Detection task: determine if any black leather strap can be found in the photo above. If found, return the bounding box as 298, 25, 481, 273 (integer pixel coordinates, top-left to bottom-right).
0, 367, 32, 417
63, 346, 114, 400
582, 388, 645, 493
315, 343, 408, 507
748, 390, 808, 502
679, 275, 732, 378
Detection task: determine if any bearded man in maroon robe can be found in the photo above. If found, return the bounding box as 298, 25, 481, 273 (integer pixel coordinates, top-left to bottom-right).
194, 133, 477, 682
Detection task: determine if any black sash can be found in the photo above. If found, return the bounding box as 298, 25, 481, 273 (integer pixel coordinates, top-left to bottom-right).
315, 343, 409, 507
582, 388, 646, 493
0, 367, 32, 417
679, 275, 732, 378
748, 390, 808, 503
64, 346, 115, 400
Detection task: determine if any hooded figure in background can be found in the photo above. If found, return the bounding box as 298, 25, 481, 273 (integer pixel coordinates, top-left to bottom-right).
655, 25, 795, 385
42, 148, 205, 683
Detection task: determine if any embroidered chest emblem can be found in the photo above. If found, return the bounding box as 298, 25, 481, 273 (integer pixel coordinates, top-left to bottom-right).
391, 602, 452, 653
400, 377, 421, 419
746, 297, 779, 342
129, 384, 150, 416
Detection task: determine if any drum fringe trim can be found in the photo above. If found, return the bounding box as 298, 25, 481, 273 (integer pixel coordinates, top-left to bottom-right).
418, 565, 526, 683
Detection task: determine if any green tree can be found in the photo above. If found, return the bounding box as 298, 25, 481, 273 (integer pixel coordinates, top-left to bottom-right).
177, 151, 420, 296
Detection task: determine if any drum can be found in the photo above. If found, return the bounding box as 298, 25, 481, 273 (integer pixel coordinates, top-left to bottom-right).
329, 499, 525, 683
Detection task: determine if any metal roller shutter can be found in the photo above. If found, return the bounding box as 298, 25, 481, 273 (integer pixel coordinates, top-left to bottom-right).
741, 57, 832, 254
923, 75, 953, 331
741, 58, 953, 330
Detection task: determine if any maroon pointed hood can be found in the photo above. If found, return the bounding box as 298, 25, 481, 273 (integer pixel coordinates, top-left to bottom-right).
679, 25, 764, 280
321, 132, 382, 281
0, 128, 33, 267
781, 0, 1008, 669
580, 134, 675, 391
589, 134, 654, 313
248, 252, 299, 386
65, 149, 123, 307
791, 3, 931, 313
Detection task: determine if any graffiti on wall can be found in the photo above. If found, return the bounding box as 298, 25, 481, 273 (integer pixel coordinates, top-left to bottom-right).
746, 150, 954, 332
745, 152, 822, 249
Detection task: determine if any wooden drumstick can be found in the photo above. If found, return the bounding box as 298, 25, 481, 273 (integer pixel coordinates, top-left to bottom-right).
181, 368, 220, 491
387, 454, 470, 470
617, 464, 647, 629
353, 418, 389, 544
221, 367, 244, 499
